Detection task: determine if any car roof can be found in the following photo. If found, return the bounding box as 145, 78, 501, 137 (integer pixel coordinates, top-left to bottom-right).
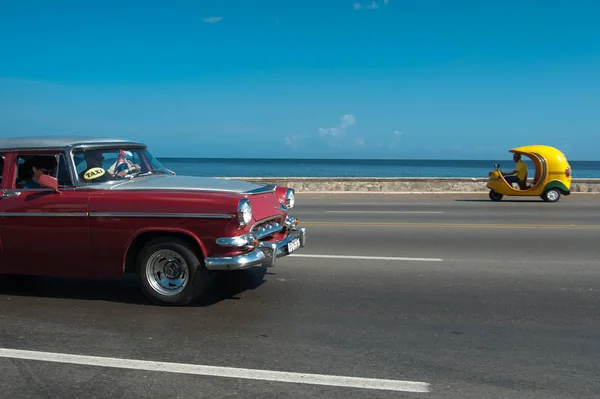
0, 136, 145, 151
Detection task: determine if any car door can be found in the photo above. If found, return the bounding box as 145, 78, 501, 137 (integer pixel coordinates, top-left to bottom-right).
0, 150, 92, 277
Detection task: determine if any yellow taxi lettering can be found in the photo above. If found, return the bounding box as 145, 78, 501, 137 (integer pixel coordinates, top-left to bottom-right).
84, 167, 106, 180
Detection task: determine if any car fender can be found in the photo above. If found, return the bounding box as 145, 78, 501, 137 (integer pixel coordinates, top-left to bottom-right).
122, 227, 209, 273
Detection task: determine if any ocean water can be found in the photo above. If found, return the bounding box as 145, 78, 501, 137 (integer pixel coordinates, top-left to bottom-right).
157, 158, 600, 179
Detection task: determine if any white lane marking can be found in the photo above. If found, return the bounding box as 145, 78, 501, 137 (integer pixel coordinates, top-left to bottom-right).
290, 254, 443, 262
300, 190, 482, 194
0, 348, 430, 393
338, 203, 440, 205
325, 211, 444, 214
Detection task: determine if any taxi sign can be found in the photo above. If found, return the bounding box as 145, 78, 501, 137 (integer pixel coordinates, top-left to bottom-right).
84, 167, 106, 180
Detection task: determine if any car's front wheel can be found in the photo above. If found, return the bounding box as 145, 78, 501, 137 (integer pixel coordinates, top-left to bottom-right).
136, 237, 210, 306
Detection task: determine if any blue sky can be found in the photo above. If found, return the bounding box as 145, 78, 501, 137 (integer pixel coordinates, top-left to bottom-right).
0, 0, 599, 160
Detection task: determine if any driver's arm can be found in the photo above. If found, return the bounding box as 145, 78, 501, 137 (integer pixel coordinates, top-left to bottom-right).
109, 160, 141, 178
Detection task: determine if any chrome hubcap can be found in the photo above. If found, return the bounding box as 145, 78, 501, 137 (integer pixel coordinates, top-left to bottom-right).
547, 190, 558, 201
146, 250, 189, 296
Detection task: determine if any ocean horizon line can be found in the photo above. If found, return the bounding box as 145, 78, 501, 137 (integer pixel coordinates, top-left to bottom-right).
157, 157, 598, 163
156, 157, 600, 178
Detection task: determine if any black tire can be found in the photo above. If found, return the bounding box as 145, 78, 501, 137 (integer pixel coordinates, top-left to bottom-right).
489, 190, 503, 201
541, 188, 561, 203
136, 237, 211, 306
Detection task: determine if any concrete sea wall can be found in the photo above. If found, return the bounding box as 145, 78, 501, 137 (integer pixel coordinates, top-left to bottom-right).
225, 177, 600, 193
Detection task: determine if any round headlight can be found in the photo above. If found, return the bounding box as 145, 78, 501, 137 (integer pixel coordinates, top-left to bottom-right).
285, 188, 295, 209
238, 198, 252, 226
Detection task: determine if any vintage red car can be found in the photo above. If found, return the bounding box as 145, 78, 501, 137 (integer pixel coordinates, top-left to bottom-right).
0, 136, 306, 305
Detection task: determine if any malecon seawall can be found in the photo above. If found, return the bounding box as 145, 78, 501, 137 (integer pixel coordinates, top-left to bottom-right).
224, 177, 600, 193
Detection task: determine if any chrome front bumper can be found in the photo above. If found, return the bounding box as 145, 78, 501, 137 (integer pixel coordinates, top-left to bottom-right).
204, 223, 307, 271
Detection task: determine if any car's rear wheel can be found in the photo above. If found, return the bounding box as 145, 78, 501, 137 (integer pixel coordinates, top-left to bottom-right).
136, 237, 210, 306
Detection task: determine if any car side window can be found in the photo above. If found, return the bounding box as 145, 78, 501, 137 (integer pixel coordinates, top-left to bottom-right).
14, 153, 62, 189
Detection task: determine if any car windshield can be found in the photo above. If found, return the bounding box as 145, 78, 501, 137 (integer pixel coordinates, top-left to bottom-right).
72, 146, 171, 184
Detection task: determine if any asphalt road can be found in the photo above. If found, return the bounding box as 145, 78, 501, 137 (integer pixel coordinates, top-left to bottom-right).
1, 194, 600, 398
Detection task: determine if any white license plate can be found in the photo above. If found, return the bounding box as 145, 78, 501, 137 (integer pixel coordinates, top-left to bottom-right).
287, 238, 301, 253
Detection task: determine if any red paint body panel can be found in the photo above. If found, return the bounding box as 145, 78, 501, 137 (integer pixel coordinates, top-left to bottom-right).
85, 190, 287, 278
243, 192, 286, 223
0, 190, 91, 277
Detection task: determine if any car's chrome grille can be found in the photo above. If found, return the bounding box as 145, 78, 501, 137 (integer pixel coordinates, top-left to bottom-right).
251, 216, 285, 240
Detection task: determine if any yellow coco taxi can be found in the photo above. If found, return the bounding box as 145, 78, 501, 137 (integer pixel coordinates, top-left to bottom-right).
487, 145, 572, 202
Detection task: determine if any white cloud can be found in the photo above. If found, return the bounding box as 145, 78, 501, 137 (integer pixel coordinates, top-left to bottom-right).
285, 114, 362, 152
354, 1, 380, 10
319, 114, 356, 136
201, 16, 223, 23
284, 135, 300, 145
316, 114, 357, 151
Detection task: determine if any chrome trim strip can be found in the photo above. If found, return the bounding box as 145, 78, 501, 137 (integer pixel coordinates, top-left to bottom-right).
251, 215, 285, 230
252, 221, 283, 239
2, 188, 78, 193
216, 235, 254, 247
205, 249, 266, 271
216, 219, 284, 248
0, 212, 88, 217
242, 184, 277, 195
0, 211, 235, 219
2, 191, 22, 199
89, 212, 234, 219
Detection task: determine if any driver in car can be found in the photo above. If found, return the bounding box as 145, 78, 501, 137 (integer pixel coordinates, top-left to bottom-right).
79, 149, 142, 183
79, 150, 113, 183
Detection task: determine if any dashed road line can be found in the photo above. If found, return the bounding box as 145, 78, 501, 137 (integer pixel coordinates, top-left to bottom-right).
325, 211, 444, 214
290, 254, 443, 262
301, 221, 600, 230
338, 202, 441, 205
